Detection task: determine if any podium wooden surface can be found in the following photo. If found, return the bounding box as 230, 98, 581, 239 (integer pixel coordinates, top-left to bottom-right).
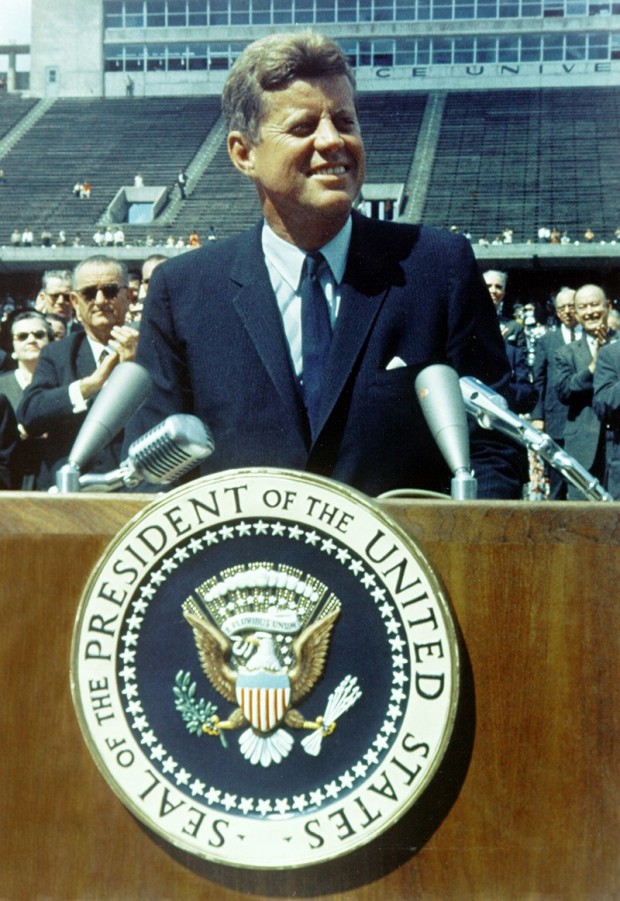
1, 494, 618, 900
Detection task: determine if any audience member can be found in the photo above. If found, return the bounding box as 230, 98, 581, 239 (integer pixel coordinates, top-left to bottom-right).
0, 311, 53, 411
0, 312, 54, 488
124, 30, 522, 499
45, 313, 68, 341
18, 255, 138, 490
592, 338, 620, 499
0, 395, 18, 489
177, 169, 187, 199
555, 284, 616, 499
21, 227, 33, 247
34, 269, 76, 331
531, 287, 580, 499
483, 269, 526, 350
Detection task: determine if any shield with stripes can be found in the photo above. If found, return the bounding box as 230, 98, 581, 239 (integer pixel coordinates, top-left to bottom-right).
236, 671, 291, 733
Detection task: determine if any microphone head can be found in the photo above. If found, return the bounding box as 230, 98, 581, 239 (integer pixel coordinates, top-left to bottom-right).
127, 414, 214, 484
415, 364, 471, 474
69, 361, 152, 470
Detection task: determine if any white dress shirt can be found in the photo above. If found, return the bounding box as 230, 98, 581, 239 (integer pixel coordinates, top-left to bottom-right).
262, 218, 352, 378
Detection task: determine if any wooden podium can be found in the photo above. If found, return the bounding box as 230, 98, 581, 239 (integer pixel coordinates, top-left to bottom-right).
1, 494, 618, 899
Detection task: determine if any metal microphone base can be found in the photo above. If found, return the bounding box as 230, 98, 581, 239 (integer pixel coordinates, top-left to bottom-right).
451, 470, 478, 500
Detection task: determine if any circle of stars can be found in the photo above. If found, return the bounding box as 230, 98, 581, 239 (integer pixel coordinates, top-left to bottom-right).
117, 518, 411, 821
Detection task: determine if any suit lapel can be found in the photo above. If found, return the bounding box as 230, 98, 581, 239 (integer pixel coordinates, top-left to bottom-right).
313, 213, 394, 437
72, 332, 96, 379
229, 224, 308, 436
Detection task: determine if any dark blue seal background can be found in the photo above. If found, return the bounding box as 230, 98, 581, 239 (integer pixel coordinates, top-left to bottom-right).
118, 519, 409, 816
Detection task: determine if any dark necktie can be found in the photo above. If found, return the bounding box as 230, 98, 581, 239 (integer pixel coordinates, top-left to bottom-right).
300, 252, 332, 436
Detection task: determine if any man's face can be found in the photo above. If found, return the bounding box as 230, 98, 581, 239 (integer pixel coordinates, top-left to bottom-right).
71, 261, 129, 343
555, 290, 577, 328
39, 277, 73, 322
232, 75, 365, 247
483, 272, 506, 310
11, 317, 50, 364
573, 286, 608, 336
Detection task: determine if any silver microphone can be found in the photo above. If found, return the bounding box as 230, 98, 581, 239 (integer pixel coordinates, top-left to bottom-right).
76, 414, 215, 492
55, 361, 153, 492
415, 364, 477, 499
125, 414, 214, 484
460, 375, 612, 502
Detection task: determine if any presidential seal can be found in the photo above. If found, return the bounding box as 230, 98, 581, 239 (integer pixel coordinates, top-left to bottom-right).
71, 469, 460, 869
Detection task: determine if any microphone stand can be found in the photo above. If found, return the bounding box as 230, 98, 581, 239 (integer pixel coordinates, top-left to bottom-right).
460, 376, 613, 503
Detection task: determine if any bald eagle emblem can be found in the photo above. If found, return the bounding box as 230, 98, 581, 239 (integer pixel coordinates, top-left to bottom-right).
180, 563, 362, 767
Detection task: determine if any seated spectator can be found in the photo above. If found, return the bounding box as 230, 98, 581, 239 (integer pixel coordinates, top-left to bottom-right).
10, 228, 21, 247
21, 227, 33, 247
18, 255, 138, 491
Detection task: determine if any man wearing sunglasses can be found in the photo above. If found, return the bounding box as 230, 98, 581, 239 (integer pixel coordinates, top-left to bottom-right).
18, 255, 138, 490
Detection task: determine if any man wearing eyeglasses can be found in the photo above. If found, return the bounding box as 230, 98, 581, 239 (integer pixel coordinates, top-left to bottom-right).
34, 269, 76, 331
18, 255, 138, 490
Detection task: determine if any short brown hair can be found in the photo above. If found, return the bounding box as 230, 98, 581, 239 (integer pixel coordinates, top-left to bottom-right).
222, 31, 356, 143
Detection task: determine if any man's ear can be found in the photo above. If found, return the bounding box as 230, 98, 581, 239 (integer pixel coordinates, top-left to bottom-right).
228, 131, 256, 177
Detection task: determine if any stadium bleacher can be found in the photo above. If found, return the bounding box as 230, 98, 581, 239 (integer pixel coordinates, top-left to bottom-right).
0, 88, 619, 249
422, 87, 620, 243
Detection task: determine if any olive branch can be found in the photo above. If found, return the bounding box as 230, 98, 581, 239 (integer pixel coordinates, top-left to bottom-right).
173, 670, 227, 748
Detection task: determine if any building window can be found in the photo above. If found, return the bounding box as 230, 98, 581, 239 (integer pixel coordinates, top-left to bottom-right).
209, 0, 230, 24
316, 0, 337, 21
231, 0, 251, 23
188, 42, 208, 69
188, 0, 208, 24
146, 44, 166, 70
147, 1, 166, 25
104, 1, 124, 28
125, 45, 146, 71
125, 1, 146, 27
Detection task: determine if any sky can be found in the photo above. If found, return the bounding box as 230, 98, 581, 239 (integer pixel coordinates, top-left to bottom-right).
0, 0, 32, 44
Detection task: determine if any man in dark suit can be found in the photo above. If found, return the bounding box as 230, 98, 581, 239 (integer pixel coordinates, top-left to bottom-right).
125, 31, 522, 499
531, 287, 580, 499
0, 394, 18, 489
18, 256, 138, 490
482, 269, 526, 351
555, 284, 615, 500
592, 334, 620, 500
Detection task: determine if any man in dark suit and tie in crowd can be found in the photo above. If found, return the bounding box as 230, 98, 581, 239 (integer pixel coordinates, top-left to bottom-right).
555, 284, 616, 500
592, 316, 620, 500
18, 256, 138, 490
126, 30, 522, 498
531, 287, 580, 499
